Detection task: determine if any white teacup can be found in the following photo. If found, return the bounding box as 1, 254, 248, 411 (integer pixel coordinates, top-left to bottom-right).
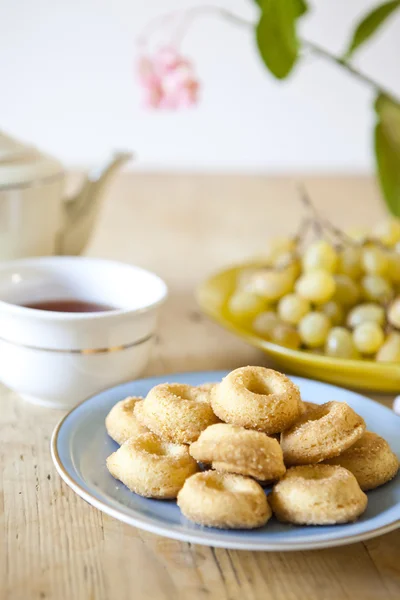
0, 257, 167, 409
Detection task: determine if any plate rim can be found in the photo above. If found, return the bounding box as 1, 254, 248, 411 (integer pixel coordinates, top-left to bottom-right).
51, 371, 400, 551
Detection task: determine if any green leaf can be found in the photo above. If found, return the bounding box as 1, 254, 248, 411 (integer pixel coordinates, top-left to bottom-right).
256, 0, 307, 79
374, 94, 400, 216
254, 0, 307, 12
344, 0, 400, 59
293, 0, 308, 17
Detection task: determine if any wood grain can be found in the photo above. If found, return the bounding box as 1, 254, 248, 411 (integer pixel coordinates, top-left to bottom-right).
1, 173, 399, 600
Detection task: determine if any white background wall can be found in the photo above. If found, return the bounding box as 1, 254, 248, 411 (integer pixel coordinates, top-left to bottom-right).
0, 0, 399, 172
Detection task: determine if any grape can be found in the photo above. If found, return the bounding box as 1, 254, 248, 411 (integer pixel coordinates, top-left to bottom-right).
278, 294, 310, 325
361, 274, 393, 304
284, 259, 302, 284
347, 303, 385, 328
347, 227, 369, 243
236, 268, 260, 289
321, 301, 344, 326
246, 269, 293, 301
302, 240, 337, 273
298, 312, 331, 348
333, 274, 360, 306
387, 253, 400, 283
271, 323, 301, 350
388, 297, 400, 328
361, 246, 389, 275
337, 246, 363, 279
308, 348, 324, 355
372, 218, 400, 247
264, 237, 296, 265
273, 251, 297, 270
376, 332, 400, 362
228, 290, 266, 322
231, 218, 400, 364
252, 311, 280, 339
296, 270, 336, 304
325, 327, 360, 359
353, 322, 384, 354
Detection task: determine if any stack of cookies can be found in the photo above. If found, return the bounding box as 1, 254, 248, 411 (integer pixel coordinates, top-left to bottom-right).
105, 366, 398, 529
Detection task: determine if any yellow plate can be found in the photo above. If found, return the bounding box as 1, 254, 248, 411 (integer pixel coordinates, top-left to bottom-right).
197, 262, 400, 393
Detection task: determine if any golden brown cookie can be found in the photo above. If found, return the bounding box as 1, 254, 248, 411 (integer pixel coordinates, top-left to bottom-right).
105, 396, 148, 445
324, 432, 399, 490
211, 366, 301, 434
177, 471, 271, 529
106, 432, 198, 498
280, 401, 366, 465
302, 401, 319, 414
190, 423, 286, 483
269, 465, 368, 525
135, 383, 219, 444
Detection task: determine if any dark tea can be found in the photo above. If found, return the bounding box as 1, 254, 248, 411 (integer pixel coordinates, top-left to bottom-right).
23, 299, 115, 313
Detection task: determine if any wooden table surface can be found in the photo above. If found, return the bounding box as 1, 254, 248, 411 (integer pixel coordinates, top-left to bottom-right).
1, 173, 399, 600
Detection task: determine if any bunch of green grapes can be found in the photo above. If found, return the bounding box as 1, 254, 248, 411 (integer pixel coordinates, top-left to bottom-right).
227, 217, 400, 363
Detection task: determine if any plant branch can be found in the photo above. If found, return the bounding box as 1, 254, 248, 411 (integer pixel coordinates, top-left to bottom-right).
171, 6, 253, 46
217, 6, 400, 102
193, 7, 400, 103
302, 40, 399, 103
138, 5, 400, 103
212, 7, 253, 28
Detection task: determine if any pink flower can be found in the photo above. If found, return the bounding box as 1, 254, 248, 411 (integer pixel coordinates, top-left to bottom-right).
136, 46, 199, 110
143, 82, 163, 109
154, 47, 181, 74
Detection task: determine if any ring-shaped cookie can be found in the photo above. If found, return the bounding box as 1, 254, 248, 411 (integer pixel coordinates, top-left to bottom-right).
177, 471, 271, 529
190, 423, 286, 483
135, 383, 219, 444
106, 432, 198, 498
301, 401, 319, 414
280, 401, 366, 465
324, 431, 399, 490
105, 396, 148, 445
269, 465, 368, 525
196, 383, 217, 394
211, 367, 301, 434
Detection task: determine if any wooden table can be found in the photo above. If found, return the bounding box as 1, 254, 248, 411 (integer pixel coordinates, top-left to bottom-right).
1, 174, 399, 600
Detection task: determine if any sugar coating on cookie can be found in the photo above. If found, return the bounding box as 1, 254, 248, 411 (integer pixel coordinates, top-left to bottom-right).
196, 382, 217, 394
177, 471, 271, 529
106, 432, 198, 499
324, 431, 399, 491
105, 396, 148, 445
211, 366, 302, 434
135, 383, 219, 444
280, 401, 366, 465
190, 423, 286, 483
269, 464, 368, 525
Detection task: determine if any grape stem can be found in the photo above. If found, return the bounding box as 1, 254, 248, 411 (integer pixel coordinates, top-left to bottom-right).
294, 217, 312, 243
297, 185, 357, 247
297, 187, 324, 237
362, 237, 388, 250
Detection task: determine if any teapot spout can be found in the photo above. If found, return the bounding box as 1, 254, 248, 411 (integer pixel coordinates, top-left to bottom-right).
58, 151, 132, 255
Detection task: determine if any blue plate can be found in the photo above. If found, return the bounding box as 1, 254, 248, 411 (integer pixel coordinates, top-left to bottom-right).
51, 371, 400, 550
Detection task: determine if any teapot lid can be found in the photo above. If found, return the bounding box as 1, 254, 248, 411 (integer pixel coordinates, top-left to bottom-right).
0, 131, 63, 189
